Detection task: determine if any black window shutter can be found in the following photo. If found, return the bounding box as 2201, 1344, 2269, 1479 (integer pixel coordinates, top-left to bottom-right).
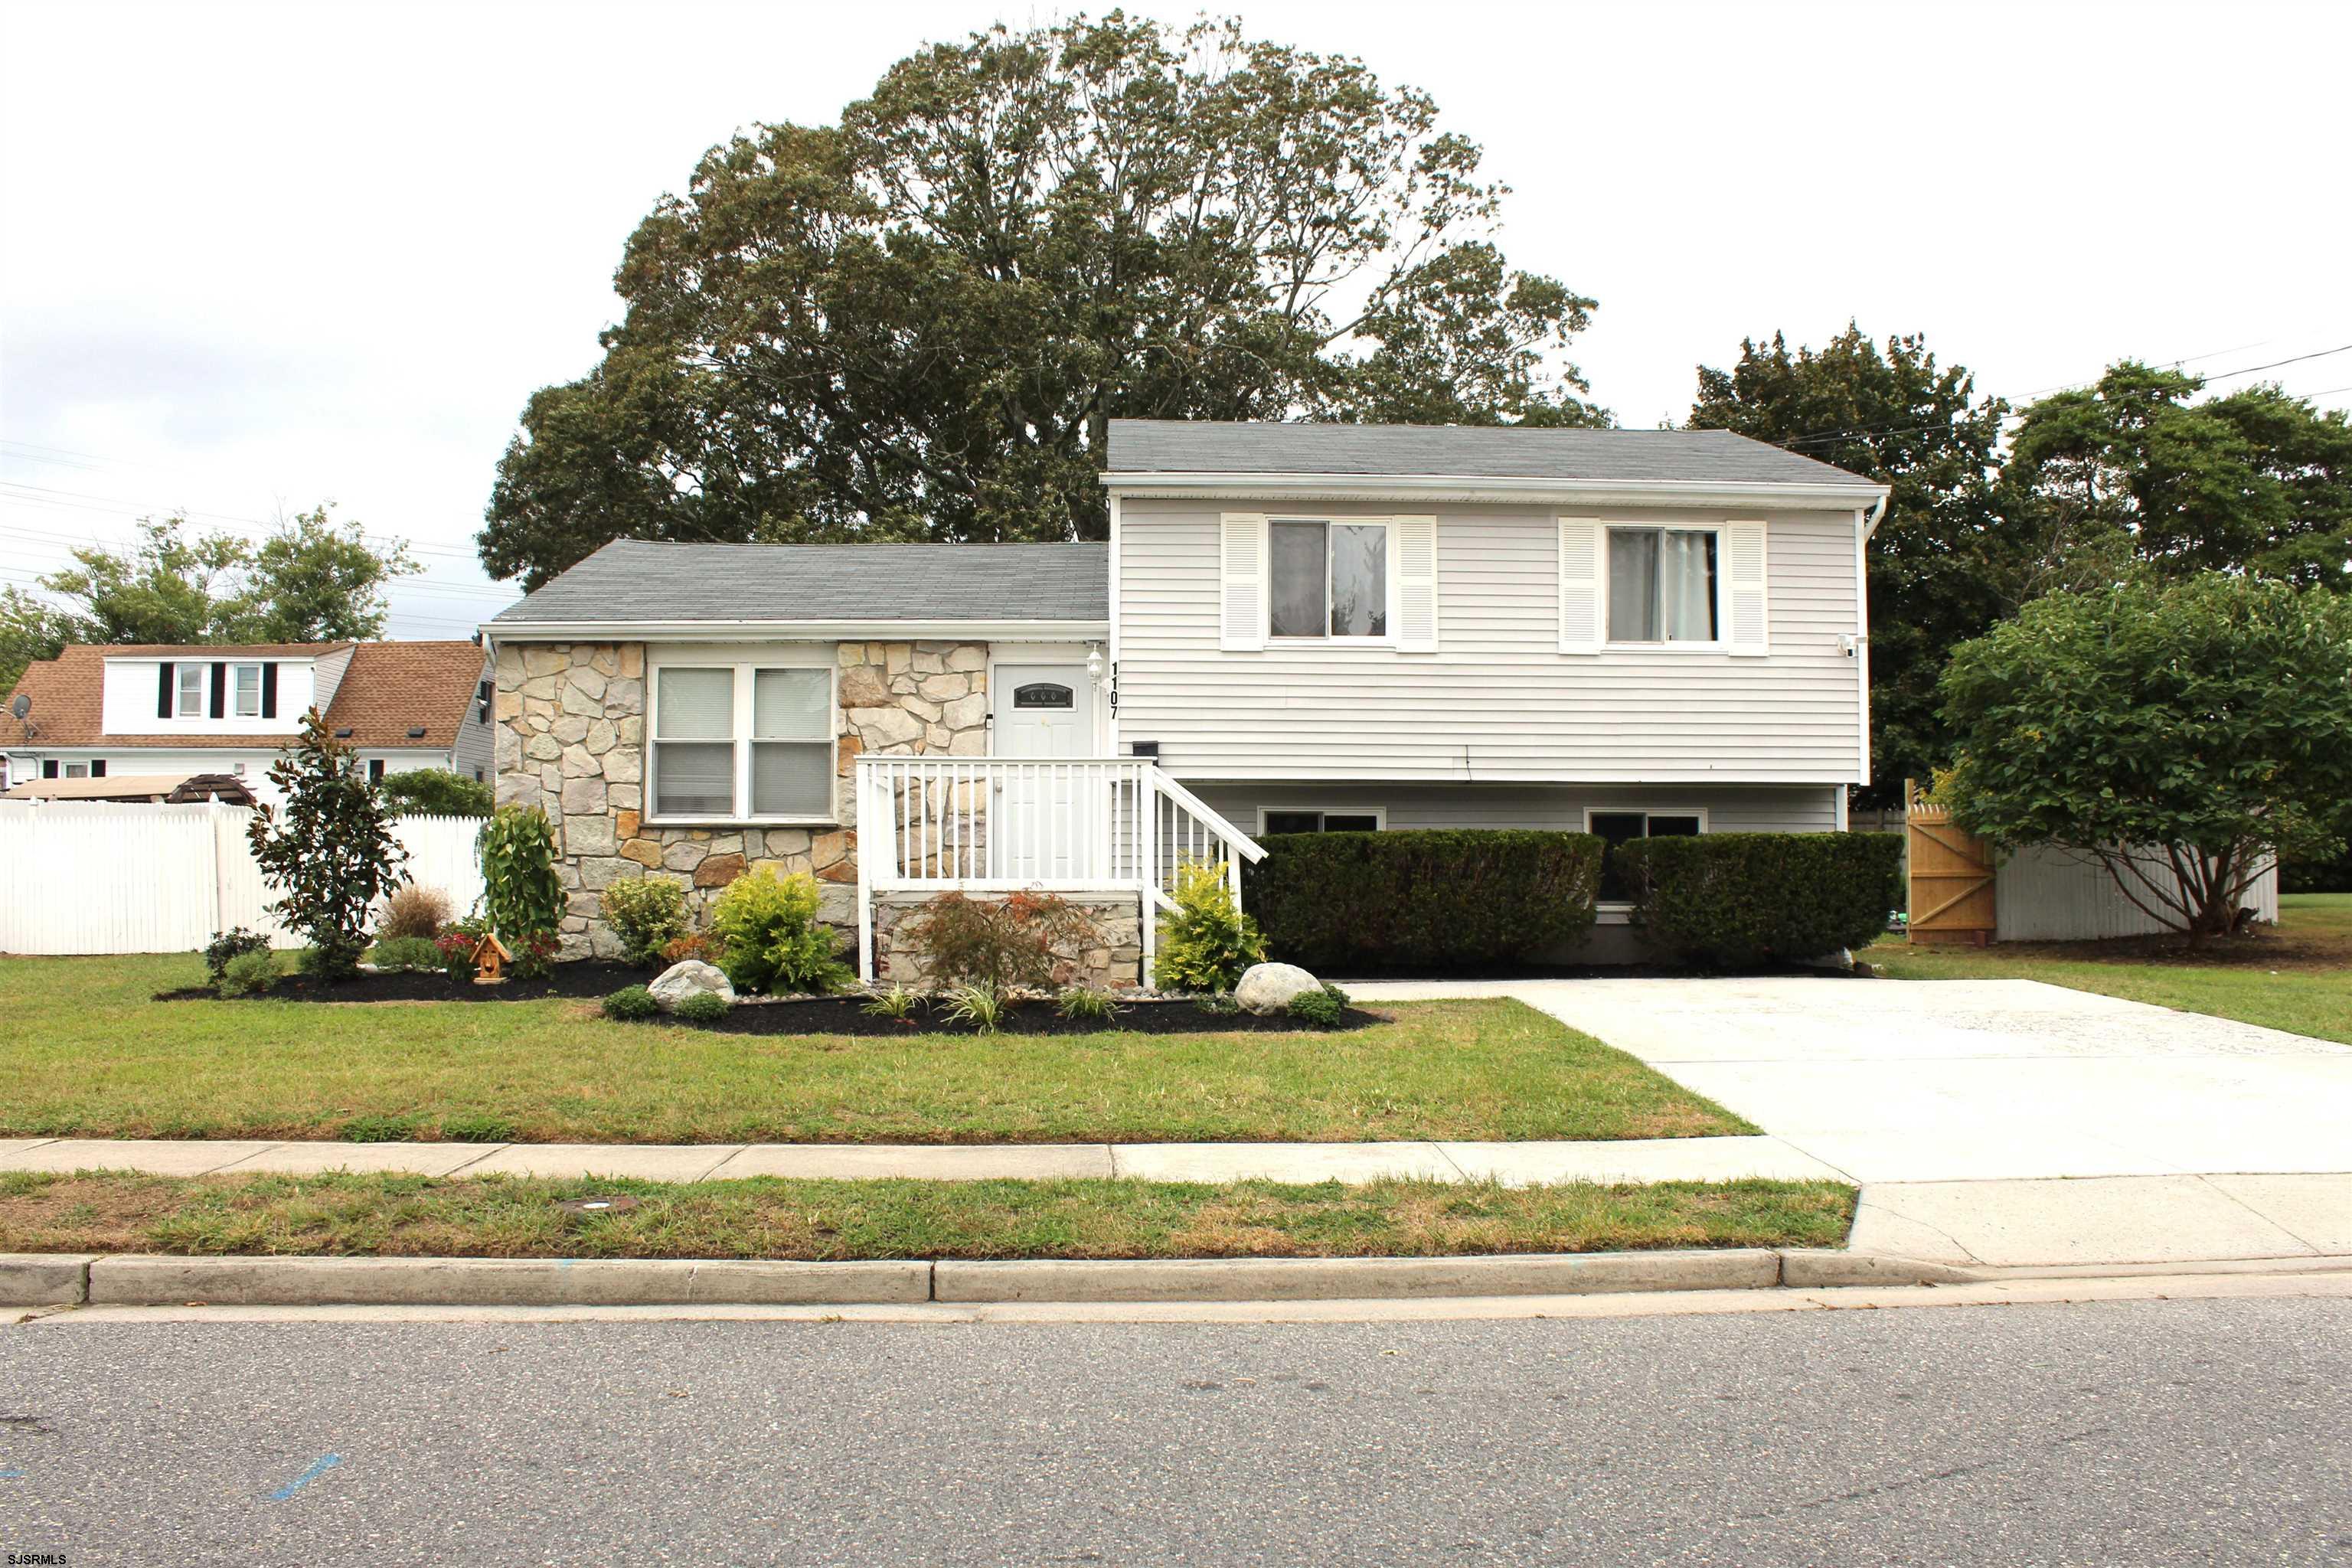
43, 760, 59, 778
260, 662, 278, 718
158, 662, 173, 718
209, 662, 227, 718
90, 760, 106, 777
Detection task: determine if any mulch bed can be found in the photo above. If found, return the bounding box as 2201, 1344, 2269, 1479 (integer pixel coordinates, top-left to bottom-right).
155, 962, 1379, 1034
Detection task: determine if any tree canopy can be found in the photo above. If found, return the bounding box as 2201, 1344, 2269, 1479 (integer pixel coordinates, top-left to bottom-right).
0, 507, 419, 691
1939, 575, 2352, 939
479, 13, 1604, 587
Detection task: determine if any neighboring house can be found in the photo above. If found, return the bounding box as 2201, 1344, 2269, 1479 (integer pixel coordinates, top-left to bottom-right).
483, 419, 1887, 978
2, 640, 496, 804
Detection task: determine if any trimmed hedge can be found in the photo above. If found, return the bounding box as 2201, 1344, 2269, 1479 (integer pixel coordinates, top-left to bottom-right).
1615, 832, 1904, 966
1242, 830, 1603, 972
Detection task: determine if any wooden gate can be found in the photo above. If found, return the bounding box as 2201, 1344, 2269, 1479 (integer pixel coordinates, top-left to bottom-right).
1905, 784, 1994, 944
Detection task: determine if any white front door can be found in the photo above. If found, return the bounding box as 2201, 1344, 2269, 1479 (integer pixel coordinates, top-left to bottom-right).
991, 664, 1096, 880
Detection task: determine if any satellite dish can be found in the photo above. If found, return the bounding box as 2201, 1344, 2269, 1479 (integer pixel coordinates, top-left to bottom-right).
8, 694, 27, 720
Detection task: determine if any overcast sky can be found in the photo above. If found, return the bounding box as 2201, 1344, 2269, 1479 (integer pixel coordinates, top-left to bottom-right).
4, 0, 2347, 639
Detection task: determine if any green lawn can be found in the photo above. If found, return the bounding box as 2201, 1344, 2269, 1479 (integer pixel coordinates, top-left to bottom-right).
0, 953, 1750, 1145
0, 1169, 1853, 1260
1870, 892, 2352, 1045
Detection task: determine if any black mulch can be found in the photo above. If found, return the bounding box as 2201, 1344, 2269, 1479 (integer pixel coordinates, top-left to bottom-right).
155, 963, 1380, 1034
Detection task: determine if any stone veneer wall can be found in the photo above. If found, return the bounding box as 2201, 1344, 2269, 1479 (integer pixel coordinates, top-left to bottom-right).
493, 639, 992, 959
870, 893, 1144, 991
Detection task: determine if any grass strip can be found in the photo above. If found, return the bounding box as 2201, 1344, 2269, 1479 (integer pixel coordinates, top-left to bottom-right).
0, 1171, 1854, 1261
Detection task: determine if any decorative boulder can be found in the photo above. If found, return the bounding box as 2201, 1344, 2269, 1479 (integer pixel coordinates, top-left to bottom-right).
648, 959, 735, 1012
1234, 962, 1320, 1015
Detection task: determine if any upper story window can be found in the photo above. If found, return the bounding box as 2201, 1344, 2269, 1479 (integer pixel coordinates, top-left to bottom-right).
175, 662, 205, 717
1271, 519, 1388, 639
649, 662, 835, 823
231, 663, 263, 717
1608, 527, 1718, 644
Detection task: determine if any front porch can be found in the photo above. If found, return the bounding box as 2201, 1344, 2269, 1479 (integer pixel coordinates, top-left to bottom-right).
852, 755, 1266, 988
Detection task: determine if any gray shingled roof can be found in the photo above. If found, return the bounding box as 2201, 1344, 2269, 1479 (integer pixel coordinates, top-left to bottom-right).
1104, 419, 1877, 488
490, 540, 1108, 627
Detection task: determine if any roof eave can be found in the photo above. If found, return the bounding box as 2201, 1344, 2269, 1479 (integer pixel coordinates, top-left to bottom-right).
1100, 470, 1886, 509
481, 618, 1110, 643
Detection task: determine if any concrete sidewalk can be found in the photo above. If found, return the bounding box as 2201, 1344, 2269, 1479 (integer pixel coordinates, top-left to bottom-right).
0, 1134, 1846, 1186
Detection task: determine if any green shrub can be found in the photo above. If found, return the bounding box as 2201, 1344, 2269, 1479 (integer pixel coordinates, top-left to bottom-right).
939, 979, 1008, 1034
861, 983, 921, 1021
602, 984, 660, 1021
1243, 829, 1602, 972
1320, 981, 1351, 1008
1155, 861, 1266, 993
247, 710, 410, 978
475, 807, 565, 978
902, 888, 1093, 991
710, 867, 851, 994
1615, 833, 1905, 967
377, 884, 451, 942
1285, 987, 1343, 1027
368, 936, 443, 973
217, 949, 277, 998
599, 878, 692, 967
1055, 984, 1123, 1024
673, 991, 731, 1024
203, 926, 272, 983
379, 767, 494, 818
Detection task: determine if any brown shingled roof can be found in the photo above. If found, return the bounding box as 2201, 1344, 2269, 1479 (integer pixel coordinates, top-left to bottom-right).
3, 640, 485, 751
322, 641, 488, 750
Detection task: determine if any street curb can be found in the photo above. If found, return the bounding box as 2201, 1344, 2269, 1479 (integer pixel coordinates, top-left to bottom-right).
0, 1253, 96, 1306
934, 1249, 1785, 1302
3, 1249, 1978, 1309
75, 1255, 930, 1308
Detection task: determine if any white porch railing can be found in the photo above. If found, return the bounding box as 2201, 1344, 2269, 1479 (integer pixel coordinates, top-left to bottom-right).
852, 755, 1266, 988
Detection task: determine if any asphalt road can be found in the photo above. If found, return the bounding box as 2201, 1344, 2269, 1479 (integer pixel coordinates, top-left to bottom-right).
4, 1297, 2347, 1566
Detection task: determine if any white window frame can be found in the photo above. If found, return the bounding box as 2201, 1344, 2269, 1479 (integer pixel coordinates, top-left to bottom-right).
1586, 805, 1711, 915
645, 654, 838, 826
1602, 523, 1726, 651
1256, 805, 1388, 835
231, 662, 263, 717
1266, 515, 1400, 646
175, 662, 206, 718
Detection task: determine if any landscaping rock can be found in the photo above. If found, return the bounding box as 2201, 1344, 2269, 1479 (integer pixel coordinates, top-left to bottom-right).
1234, 962, 1320, 1015
648, 960, 735, 1012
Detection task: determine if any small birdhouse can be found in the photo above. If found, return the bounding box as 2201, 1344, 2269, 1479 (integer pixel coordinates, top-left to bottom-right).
471, 932, 514, 984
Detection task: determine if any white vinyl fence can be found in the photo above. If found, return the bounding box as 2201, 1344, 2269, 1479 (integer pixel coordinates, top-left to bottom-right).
0, 802, 486, 955
1994, 844, 2278, 942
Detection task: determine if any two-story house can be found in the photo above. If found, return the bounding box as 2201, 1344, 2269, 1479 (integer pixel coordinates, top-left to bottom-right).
2, 639, 498, 803
481, 420, 1886, 978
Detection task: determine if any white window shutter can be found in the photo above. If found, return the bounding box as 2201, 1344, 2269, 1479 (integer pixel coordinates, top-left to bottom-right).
1393, 514, 1439, 652
1219, 514, 1267, 652
1726, 520, 1769, 656
1557, 517, 1602, 654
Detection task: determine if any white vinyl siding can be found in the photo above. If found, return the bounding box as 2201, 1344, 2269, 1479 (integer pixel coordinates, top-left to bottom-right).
1203, 783, 1838, 835
1119, 499, 1864, 783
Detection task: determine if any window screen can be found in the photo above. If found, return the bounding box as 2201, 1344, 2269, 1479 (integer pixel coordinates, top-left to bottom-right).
1609, 529, 1718, 642
233, 664, 263, 717
1270, 521, 1388, 639
176, 663, 204, 717
750, 668, 830, 817
653, 667, 736, 818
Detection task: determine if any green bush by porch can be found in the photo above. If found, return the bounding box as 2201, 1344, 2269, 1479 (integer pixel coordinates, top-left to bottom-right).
1243, 829, 1603, 972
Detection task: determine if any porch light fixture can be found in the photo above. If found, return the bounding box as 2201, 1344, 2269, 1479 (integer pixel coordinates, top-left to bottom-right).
1086, 643, 1103, 682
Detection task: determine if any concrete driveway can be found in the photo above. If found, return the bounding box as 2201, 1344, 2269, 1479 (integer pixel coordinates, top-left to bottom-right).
1351, 975, 2352, 1265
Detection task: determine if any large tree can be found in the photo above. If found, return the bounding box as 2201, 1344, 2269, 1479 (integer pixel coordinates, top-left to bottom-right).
1939, 575, 2352, 942
1686, 327, 2020, 800
2006, 361, 2352, 591
479, 14, 1604, 587
0, 507, 418, 691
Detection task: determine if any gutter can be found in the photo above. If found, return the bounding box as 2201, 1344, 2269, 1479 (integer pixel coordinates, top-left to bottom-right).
478, 619, 1109, 643
1863, 488, 1893, 539
1102, 470, 1886, 511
